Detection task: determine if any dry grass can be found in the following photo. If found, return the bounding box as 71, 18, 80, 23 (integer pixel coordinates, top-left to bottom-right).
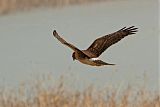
0, 0, 107, 15
0, 75, 159, 107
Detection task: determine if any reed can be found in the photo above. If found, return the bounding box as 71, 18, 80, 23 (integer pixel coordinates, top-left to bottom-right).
0, 0, 107, 15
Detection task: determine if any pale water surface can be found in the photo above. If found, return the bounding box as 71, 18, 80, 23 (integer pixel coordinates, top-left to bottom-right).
0, 0, 159, 91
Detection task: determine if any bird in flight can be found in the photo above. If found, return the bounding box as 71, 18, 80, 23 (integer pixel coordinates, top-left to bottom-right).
53, 26, 138, 66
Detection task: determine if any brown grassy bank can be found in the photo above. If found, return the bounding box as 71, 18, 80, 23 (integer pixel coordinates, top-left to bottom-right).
0, 77, 159, 107
0, 0, 108, 15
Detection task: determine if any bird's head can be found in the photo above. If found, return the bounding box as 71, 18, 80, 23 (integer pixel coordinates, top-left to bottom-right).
72, 52, 76, 61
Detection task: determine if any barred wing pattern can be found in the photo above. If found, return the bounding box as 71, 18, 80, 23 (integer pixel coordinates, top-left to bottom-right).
86, 26, 138, 58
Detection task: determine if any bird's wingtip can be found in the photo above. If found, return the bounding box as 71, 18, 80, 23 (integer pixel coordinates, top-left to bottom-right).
53, 30, 57, 36
53, 30, 56, 33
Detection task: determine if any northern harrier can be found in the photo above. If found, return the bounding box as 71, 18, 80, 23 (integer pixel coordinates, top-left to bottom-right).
53, 26, 138, 66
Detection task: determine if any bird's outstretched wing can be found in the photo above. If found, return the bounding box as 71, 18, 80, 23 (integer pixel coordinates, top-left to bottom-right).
53, 30, 81, 52
53, 30, 91, 59
86, 26, 138, 58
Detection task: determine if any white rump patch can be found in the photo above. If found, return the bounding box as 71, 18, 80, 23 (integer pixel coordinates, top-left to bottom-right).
90, 58, 99, 61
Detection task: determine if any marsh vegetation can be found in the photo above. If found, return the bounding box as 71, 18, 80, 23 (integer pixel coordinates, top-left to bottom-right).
0, 0, 107, 15
0, 75, 159, 107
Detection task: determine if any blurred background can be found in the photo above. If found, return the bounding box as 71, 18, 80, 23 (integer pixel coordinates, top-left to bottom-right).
0, 0, 159, 92
0, 0, 108, 15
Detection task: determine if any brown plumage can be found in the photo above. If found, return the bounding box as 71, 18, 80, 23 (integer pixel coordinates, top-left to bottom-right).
53, 26, 138, 66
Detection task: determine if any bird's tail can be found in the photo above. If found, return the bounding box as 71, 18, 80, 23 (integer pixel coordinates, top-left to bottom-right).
93, 60, 115, 66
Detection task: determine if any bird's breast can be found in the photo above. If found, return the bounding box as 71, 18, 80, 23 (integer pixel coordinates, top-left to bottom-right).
74, 51, 101, 66
78, 59, 96, 66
